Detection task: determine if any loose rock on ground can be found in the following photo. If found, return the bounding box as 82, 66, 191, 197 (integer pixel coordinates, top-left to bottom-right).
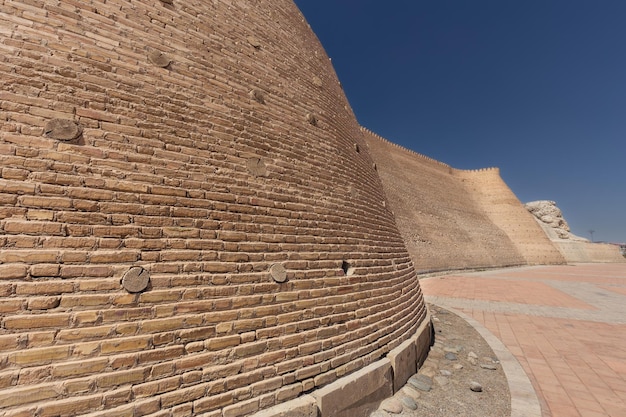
369, 304, 511, 417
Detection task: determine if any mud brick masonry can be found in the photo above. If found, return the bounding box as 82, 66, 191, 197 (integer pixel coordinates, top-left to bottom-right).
0, 1, 623, 417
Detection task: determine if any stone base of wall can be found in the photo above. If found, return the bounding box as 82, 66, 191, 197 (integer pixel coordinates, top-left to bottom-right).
254, 316, 433, 417
555, 241, 625, 263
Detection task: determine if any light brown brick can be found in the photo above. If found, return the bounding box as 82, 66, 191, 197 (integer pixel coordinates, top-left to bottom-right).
97, 368, 148, 388
275, 383, 303, 402
17, 330, 51, 349
205, 335, 241, 351
161, 384, 208, 409
37, 395, 103, 417
0, 263, 28, 279
102, 387, 132, 408
72, 341, 100, 357
89, 250, 140, 263
15, 281, 74, 295
18, 195, 72, 209
0, 179, 36, 194
59, 293, 112, 308
0, 384, 61, 408
57, 325, 111, 342
193, 391, 234, 414
72, 310, 101, 326
137, 346, 185, 364
132, 398, 162, 416
27, 296, 60, 310
222, 397, 259, 417
131, 375, 181, 398
0, 298, 24, 313
60, 265, 113, 278
0, 250, 59, 263
100, 336, 151, 354
51, 358, 108, 378
77, 279, 119, 292
7, 345, 70, 365
29, 263, 61, 277
3, 313, 70, 329
2, 167, 29, 180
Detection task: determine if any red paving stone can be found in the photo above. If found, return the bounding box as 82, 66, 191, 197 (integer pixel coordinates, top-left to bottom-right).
422, 263, 626, 417
422, 276, 596, 309
481, 264, 626, 285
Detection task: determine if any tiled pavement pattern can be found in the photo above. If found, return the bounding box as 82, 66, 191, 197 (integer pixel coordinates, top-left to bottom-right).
421, 263, 626, 417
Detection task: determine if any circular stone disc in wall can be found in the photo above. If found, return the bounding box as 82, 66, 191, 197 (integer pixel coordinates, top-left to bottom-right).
249, 89, 265, 104
122, 267, 151, 293
44, 119, 82, 141
148, 50, 171, 68
246, 157, 268, 177
269, 263, 287, 283
247, 35, 262, 48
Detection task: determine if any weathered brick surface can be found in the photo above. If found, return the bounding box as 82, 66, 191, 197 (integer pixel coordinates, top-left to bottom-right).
0, 1, 428, 416
363, 128, 567, 271
452, 167, 567, 265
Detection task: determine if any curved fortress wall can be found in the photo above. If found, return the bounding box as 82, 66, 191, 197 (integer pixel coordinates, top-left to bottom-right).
363, 129, 566, 271
0, 2, 429, 416
452, 168, 566, 265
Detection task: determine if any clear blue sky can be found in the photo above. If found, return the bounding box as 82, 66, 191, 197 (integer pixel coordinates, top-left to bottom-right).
294, 1, 626, 243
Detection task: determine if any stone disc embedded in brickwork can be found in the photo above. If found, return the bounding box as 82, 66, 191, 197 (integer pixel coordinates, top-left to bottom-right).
246, 157, 268, 177
247, 35, 262, 49
312, 76, 323, 87
269, 263, 287, 283
249, 89, 265, 104
44, 119, 82, 141
122, 267, 150, 293
148, 50, 171, 68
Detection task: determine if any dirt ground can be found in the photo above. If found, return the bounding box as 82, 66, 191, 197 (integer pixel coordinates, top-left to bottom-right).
370, 304, 511, 417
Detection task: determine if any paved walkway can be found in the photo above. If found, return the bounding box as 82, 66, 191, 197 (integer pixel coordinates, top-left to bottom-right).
421, 263, 626, 417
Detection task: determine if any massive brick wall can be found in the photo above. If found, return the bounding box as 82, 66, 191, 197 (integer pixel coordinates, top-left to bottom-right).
453, 168, 567, 265
531, 221, 625, 263
0, 1, 429, 416
363, 128, 565, 271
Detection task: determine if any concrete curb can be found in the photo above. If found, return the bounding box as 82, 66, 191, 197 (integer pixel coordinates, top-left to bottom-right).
251, 304, 540, 417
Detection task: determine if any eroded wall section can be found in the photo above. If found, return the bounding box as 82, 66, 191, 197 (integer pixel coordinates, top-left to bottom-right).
0, 2, 429, 416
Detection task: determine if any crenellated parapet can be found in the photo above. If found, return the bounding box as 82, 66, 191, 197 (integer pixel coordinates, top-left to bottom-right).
452, 167, 500, 174
360, 126, 453, 170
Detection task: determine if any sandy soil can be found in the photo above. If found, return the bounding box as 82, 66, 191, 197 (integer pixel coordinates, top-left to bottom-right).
370, 304, 511, 417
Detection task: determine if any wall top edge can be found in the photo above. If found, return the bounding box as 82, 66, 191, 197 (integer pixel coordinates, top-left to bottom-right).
359, 126, 499, 174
